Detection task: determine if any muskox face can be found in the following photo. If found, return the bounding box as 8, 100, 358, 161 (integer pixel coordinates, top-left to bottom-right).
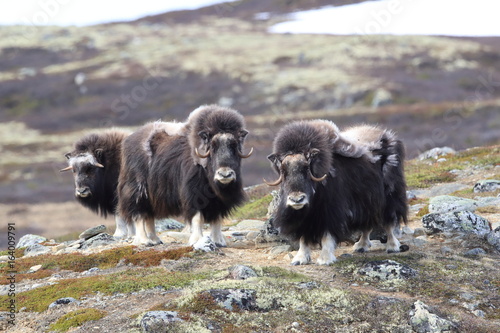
61, 150, 105, 199
267, 149, 327, 211
196, 130, 252, 187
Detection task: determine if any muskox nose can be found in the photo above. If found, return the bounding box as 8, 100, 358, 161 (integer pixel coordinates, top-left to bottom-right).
287, 192, 308, 210
215, 167, 236, 184
76, 187, 91, 198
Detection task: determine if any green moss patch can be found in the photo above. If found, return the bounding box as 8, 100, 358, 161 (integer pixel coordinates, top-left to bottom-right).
49, 308, 107, 332
0, 246, 193, 285
0, 267, 208, 312
231, 193, 272, 220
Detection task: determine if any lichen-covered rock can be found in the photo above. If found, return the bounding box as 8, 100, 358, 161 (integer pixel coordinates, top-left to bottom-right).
229, 265, 258, 280
464, 248, 486, 256
473, 179, 500, 193
206, 289, 259, 311
409, 300, 457, 333
79, 225, 106, 240
140, 311, 183, 333
155, 218, 185, 232
428, 195, 478, 214
486, 226, 500, 251
16, 234, 46, 249
193, 236, 216, 252
23, 243, 51, 257
357, 260, 416, 281
80, 233, 116, 249
255, 218, 289, 245
418, 147, 456, 160
48, 297, 80, 308
422, 211, 490, 236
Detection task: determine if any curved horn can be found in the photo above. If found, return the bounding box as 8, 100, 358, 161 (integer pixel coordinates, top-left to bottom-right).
309, 170, 327, 182
195, 147, 210, 158
60, 166, 73, 172
264, 174, 283, 186
94, 162, 104, 168
238, 147, 254, 159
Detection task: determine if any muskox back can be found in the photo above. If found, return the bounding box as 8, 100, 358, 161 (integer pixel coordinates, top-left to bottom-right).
63, 130, 129, 217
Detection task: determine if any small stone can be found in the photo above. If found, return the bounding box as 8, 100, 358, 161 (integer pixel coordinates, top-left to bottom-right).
292, 322, 300, 328
473, 179, 500, 193
409, 300, 456, 333
296, 281, 320, 290
193, 236, 216, 252
413, 228, 426, 237
16, 234, 47, 249
205, 289, 260, 311
464, 248, 486, 256
245, 231, 260, 241
79, 225, 106, 240
229, 265, 258, 280
155, 218, 185, 232
81, 267, 100, 276
406, 191, 417, 200
80, 233, 116, 249
402, 226, 414, 235
486, 227, 500, 251
140, 311, 183, 332
0, 255, 9, 262
28, 264, 43, 273
418, 147, 456, 160
460, 293, 475, 301
445, 265, 458, 270
473, 310, 486, 318
440, 246, 453, 255
340, 253, 353, 259
48, 297, 79, 308
270, 245, 291, 256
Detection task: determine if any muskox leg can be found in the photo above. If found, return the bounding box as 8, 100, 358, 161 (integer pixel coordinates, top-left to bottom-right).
113, 215, 128, 240
385, 225, 401, 253
188, 212, 204, 246
291, 237, 311, 265
145, 217, 163, 245
210, 220, 227, 248
132, 219, 154, 246
127, 221, 136, 238
317, 233, 337, 265
353, 229, 372, 253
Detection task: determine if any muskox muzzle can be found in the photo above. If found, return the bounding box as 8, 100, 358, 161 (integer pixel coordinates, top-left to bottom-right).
214, 167, 236, 184
75, 187, 91, 198
287, 191, 308, 210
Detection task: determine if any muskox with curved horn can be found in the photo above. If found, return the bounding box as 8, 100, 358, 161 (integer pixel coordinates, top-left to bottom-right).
266, 120, 407, 265
61, 130, 135, 239
117, 105, 252, 246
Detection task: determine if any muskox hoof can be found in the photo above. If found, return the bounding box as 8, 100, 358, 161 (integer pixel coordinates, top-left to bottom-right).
291, 254, 311, 266
215, 242, 227, 248
387, 248, 400, 254
354, 248, 368, 253
399, 244, 410, 252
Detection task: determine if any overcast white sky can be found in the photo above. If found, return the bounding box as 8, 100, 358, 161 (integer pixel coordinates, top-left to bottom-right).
270, 0, 500, 37
0, 0, 236, 26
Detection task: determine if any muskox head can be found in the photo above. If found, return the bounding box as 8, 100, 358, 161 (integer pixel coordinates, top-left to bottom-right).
189, 105, 253, 191
61, 150, 105, 200
267, 149, 327, 211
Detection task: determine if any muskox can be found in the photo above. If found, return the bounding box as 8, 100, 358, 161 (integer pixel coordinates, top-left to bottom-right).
61, 130, 135, 239
118, 105, 252, 246
266, 120, 407, 265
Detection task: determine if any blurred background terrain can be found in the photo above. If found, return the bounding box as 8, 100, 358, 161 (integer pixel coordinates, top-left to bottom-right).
1, 0, 499, 247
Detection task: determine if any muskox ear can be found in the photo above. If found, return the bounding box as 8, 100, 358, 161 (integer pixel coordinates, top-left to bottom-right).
307, 148, 320, 161
198, 131, 210, 144
239, 130, 249, 140
267, 153, 281, 168
94, 148, 104, 159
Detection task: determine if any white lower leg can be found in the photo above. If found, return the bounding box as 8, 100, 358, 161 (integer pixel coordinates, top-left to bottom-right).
132, 219, 151, 246
291, 237, 311, 265
317, 233, 337, 265
353, 229, 372, 253
113, 215, 128, 239
210, 220, 227, 247
188, 212, 204, 246
386, 226, 401, 253
127, 220, 136, 238
145, 217, 162, 245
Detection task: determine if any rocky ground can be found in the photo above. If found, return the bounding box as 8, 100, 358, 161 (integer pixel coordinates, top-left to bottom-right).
0, 146, 499, 332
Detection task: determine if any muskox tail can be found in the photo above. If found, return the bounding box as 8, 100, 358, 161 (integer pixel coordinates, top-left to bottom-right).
375, 136, 408, 226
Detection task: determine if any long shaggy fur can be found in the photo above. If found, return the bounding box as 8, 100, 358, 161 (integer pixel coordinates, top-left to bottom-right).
67, 130, 129, 217
118, 105, 248, 226
271, 120, 405, 246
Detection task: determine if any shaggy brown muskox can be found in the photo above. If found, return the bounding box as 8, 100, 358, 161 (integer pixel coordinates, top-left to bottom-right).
117, 105, 252, 246
266, 120, 407, 265
61, 130, 135, 239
